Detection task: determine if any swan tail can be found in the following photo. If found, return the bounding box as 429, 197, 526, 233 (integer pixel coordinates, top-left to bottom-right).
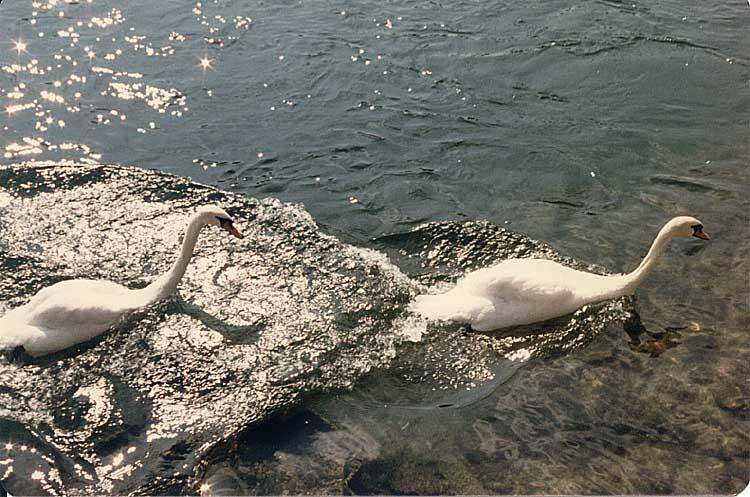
0, 312, 42, 352
0, 324, 28, 350
409, 291, 492, 325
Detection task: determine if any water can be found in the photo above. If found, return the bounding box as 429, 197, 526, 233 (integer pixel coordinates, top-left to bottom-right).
0, 0, 748, 494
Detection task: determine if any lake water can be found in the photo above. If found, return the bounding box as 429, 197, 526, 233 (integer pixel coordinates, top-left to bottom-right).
0, 0, 748, 494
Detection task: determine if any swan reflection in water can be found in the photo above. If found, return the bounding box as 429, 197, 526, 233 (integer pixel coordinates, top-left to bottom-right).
0, 205, 244, 357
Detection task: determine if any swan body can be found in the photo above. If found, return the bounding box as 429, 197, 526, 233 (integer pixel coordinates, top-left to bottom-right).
410, 216, 710, 331
0, 205, 244, 357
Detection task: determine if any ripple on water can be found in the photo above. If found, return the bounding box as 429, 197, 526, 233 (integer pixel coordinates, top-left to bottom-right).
0, 162, 412, 493
0, 162, 633, 494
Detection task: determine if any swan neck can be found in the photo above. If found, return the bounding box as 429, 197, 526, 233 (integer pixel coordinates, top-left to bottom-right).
142, 215, 204, 303
622, 225, 675, 293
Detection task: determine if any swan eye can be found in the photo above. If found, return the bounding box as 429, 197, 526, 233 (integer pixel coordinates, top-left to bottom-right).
217, 216, 232, 227
691, 223, 703, 232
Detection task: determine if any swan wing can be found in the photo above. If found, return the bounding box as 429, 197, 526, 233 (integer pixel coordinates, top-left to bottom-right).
410, 292, 493, 324
414, 259, 620, 332
22, 280, 138, 331
460, 258, 580, 302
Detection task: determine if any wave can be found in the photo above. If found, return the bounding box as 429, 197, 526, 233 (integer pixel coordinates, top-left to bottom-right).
0, 162, 631, 494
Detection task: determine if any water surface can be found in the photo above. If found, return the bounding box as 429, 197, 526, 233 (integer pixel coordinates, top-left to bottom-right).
0, 0, 748, 494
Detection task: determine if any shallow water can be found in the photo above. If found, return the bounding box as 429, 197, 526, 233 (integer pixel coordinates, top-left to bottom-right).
0, 163, 631, 494
1, 0, 749, 494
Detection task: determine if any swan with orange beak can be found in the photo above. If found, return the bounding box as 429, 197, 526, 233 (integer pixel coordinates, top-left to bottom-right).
0, 205, 244, 357
411, 216, 711, 331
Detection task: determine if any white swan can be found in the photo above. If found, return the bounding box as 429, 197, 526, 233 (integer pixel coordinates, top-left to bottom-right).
0, 205, 244, 357
410, 216, 710, 331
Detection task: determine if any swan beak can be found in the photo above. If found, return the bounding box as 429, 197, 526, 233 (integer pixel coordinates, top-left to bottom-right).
693, 229, 710, 241
225, 224, 245, 239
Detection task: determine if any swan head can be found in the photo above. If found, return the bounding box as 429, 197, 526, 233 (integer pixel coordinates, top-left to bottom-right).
666, 216, 710, 240
197, 205, 244, 239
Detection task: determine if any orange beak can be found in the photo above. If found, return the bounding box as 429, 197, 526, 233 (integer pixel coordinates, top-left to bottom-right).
225, 223, 244, 239
693, 229, 710, 241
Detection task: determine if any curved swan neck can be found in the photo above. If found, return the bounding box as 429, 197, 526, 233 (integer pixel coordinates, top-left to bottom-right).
621, 223, 676, 293
141, 214, 205, 304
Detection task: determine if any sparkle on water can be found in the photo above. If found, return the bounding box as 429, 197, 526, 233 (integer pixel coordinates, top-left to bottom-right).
12, 40, 28, 57
0, 0, 748, 494
198, 55, 213, 71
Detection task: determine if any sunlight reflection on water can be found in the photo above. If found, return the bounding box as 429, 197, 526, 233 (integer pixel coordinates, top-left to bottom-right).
0, 0, 748, 493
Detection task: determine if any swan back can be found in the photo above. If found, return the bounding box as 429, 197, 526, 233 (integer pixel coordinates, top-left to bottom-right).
411, 258, 621, 331
0, 279, 139, 356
